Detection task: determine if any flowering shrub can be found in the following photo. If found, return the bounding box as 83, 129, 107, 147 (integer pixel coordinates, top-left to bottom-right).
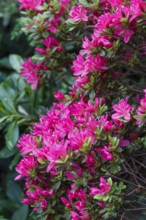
16, 0, 146, 219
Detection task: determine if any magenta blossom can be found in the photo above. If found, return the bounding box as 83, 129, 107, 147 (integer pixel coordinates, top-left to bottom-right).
109, 0, 125, 7
15, 156, 38, 180
17, 134, 38, 155
36, 36, 62, 54
69, 6, 88, 22
112, 98, 132, 121
20, 58, 42, 89
54, 91, 65, 100
114, 27, 134, 43
18, 0, 44, 10
90, 177, 111, 195
71, 54, 86, 76
96, 146, 113, 161
135, 91, 146, 124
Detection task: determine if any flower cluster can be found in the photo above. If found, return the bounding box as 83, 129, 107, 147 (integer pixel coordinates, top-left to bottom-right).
19, 0, 74, 90
16, 0, 146, 219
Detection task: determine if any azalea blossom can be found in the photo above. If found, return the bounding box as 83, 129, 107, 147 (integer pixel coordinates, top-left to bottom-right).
20, 58, 41, 89
18, 0, 44, 10
112, 98, 132, 121
135, 91, 146, 124
90, 177, 111, 195
69, 6, 88, 22
96, 146, 113, 160
15, 156, 38, 180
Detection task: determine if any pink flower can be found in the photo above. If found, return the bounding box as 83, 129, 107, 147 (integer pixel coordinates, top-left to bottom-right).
109, 0, 126, 7
90, 177, 111, 195
20, 58, 41, 89
71, 54, 87, 76
70, 211, 80, 220
69, 6, 88, 22
95, 13, 116, 32
68, 129, 94, 151
130, 0, 146, 20
59, 0, 70, 13
36, 37, 62, 54
85, 55, 108, 74
17, 134, 38, 155
112, 98, 132, 121
46, 141, 68, 172
15, 156, 38, 180
61, 197, 71, 208
98, 115, 113, 131
54, 91, 65, 100
85, 152, 96, 167
92, 33, 113, 48
66, 172, 77, 181
46, 15, 60, 33
43, 37, 61, 50
96, 146, 113, 161
22, 198, 33, 205
82, 37, 92, 51
76, 75, 90, 88
135, 91, 146, 124
114, 27, 134, 43
18, 0, 44, 10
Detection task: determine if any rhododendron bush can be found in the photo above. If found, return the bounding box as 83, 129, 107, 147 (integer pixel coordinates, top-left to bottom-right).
16, 0, 146, 219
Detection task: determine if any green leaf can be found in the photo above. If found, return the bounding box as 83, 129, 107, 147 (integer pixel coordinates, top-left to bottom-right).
119, 181, 126, 190
6, 181, 23, 203
9, 54, 23, 73
94, 194, 104, 200
2, 98, 16, 113
5, 122, 19, 150
0, 199, 16, 210
94, 194, 109, 201
0, 83, 16, 100
0, 147, 17, 158
89, 89, 95, 100
79, 0, 91, 7
107, 177, 113, 186
9, 152, 20, 170
0, 57, 11, 69
108, 136, 119, 148
0, 115, 9, 123
11, 205, 29, 220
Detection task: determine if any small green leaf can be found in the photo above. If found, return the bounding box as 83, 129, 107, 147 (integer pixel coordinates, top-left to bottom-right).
89, 89, 95, 100
94, 194, 109, 201
9, 152, 20, 170
107, 177, 113, 186
119, 182, 126, 190
0, 199, 16, 210
2, 98, 16, 113
0, 115, 9, 123
6, 181, 23, 203
108, 136, 119, 148
11, 205, 29, 220
0, 83, 16, 100
5, 122, 19, 149
9, 54, 23, 73
94, 194, 104, 200
79, 0, 91, 7
0, 147, 17, 158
